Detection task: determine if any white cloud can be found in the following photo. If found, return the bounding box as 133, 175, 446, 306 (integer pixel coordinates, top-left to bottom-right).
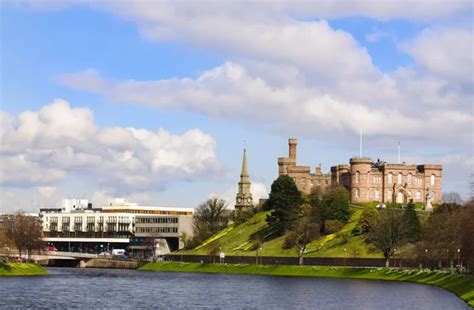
91, 191, 153, 208
365, 31, 389, 43
401, 27, 474, 84
58, 63, 473, 144
37, 186, 57, 198
0, 100, 221, 191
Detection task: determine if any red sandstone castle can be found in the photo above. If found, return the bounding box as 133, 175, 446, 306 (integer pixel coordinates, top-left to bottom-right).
278, 138, 442, 205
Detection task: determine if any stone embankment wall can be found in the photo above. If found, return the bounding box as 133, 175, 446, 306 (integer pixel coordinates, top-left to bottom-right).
82, 259, 145, 269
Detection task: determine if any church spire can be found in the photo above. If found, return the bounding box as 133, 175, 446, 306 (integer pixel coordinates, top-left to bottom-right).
235, 148, 253, 211
241, 148, 249, 177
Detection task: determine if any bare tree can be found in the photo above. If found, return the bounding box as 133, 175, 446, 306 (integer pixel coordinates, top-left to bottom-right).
442, 192, 463, 205
0, 229, 15, 259
366, 209, 406, 267
192, 197, 230, 245
461, 200, 474, 272
4, 212, 44, 261
286, 204, 321, 265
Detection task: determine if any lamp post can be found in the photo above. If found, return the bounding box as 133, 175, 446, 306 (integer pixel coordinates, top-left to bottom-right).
457, 249, 461, 271
344, 248, 347, 267
393, 249, 397, 268
424, 249, 428, 270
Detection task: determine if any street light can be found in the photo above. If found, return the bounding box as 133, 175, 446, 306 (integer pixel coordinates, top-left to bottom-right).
344, 248, 347, 267
457, 249, 461, 270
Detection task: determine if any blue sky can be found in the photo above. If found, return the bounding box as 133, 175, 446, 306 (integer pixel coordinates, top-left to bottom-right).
1, 1, 472, 212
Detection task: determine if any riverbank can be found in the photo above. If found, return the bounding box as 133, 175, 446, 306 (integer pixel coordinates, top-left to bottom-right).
140, 262, 474, 307
0, 262, 48, 276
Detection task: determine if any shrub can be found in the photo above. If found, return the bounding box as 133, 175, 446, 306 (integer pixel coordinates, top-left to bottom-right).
336, 231, 349, 245
355, 206, 378, 234
324, 219, 344, 234
233, 208, 255, 225
283, 232, 297, 249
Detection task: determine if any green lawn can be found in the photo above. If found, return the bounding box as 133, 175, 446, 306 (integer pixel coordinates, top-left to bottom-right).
0, 262, 47, 276
178, 207, 383, 258
140, 262, 474, 307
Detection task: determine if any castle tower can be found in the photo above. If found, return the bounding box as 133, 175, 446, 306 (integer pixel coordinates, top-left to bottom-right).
235, 149, 253, 211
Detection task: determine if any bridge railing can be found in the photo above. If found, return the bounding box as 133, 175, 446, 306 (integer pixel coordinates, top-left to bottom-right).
44, 251, 98, 259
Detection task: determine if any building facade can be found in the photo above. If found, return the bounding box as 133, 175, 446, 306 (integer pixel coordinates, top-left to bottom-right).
278, 138, 331, 193
40, 198, 193, 254
278, 138, 442, 205
235, 149, 253, 211
331, 158, 442, 204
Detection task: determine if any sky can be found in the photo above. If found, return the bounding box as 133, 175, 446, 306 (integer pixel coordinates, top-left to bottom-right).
1, 0, 473, 213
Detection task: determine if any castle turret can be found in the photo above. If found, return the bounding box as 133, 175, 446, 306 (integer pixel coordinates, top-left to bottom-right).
349, 157, 373, 202
289, 138, 297, 162
235, 149, 253, 211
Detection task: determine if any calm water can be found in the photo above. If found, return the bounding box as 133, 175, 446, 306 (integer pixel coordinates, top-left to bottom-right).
0, 267, 470, 309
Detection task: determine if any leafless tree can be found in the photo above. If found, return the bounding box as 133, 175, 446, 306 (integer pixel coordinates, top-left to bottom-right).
442, 192, 463, 205
286, 204, 321, 265
366, 208, 407, 267
0, 229, 15, 259
4, 212, 44, 261
192, 197, 229, 245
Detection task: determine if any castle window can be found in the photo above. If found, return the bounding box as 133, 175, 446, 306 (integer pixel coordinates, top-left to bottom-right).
407, 173, 412, 184
355, 171, 360, 183
374, 190, 380, 200
397, 173, 402, 184
366, 190, 369, 199
430, 174, 435, 186
355, 188, 360, 198
387, 173, 393, 184
416, 191, 421, 200
388, 190, 393, 201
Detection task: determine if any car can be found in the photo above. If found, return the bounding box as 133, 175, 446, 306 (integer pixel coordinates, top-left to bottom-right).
376, 203, 386, 209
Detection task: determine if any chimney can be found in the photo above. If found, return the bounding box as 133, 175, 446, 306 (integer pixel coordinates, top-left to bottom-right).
289, 138, 297, 162
316, 163, 321, 175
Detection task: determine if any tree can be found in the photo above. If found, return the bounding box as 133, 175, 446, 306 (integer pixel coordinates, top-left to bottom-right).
401, 201, 421, 242
320, 186, 351, 224
416, 203, 464, 267
366, 208, 407, 267
442, 192, 463, 205
191, 197, 230, 245
266, 175, 302, 236
353, 206, 378, 235
285, 204, 321, 265
4, 212, 44, 261
461, 200, 474, 272
0, 229, 15, 259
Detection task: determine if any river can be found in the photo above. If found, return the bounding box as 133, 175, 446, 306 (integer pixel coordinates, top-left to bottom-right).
0, 267, 470, 309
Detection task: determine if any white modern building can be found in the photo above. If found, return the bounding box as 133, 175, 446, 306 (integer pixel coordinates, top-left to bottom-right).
40, 198, 193, 254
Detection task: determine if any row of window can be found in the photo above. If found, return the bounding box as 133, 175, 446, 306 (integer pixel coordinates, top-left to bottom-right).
136, 217, 179, 224
136, 227, 178, 234
355, 172, 436, 186
354, 188, 435, 201
48, 223, 132, 232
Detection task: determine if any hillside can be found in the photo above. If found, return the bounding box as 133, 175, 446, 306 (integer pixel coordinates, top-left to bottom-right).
178, 207, 383, 258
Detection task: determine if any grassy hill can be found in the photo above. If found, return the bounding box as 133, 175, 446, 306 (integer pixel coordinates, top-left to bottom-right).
178, 207, 383, 258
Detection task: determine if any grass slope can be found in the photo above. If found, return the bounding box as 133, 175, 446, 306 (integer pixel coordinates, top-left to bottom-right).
179, 208, 383, 258
0, 262, 47, 276
141, 262, 474, 307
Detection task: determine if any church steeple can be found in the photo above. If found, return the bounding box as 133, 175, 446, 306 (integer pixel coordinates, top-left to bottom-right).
235, 148, 253, 211
241, 149, 249, 177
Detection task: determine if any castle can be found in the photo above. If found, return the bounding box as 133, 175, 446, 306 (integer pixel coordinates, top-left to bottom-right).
278, 138, 442, 205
